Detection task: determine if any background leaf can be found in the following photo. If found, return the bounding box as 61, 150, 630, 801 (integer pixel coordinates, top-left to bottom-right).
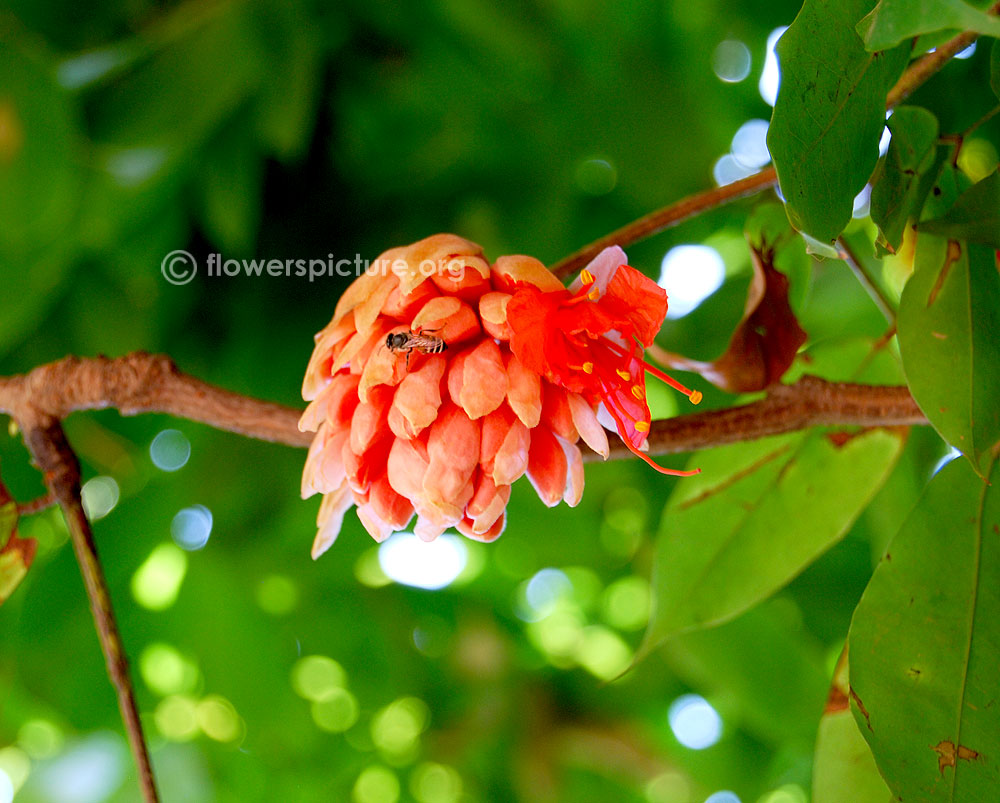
918, 169, 1000, 247
858, 0, 1000, 51
870, 106, 941, 253
643, 428, 905, 650
848, 456, 1000, 800
897, 234, 1000, 472
768, 0, 908, 243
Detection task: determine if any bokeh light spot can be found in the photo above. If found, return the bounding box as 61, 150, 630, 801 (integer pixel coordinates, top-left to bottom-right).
668, 694, 723, 749
602, 575, 651, 631
410, 762, 463, 803
291, 655, 347, 702
575, 157, 618, 195
32, 732, 127, 803
705, 792, 741, 803
154, 695, 200, 742
196, 695, 242, 742
81, 476, 119, 521
378, 533, 467, 590
645, 770, 690, 803
312, 688, 360, 733
139, 642, 199, 696
131, 544, 187, 611
659, 245, 726, 319
517, 568, 572, 621
255, 574, 300, 615
575, 625, 632, 680
713, 154, 757, 186
730, 119, 771, 169
0, 769, 12, 803
954, 41, 976, 59
0, 747, 29, 797
17, 719, 63, 759
355, 548, 392, 587
760, 784, 807, 803
170, 505, 213, 551
150, 429, 191, 472
353, 765, 400, 803
371, 697, 429, 757
759, 27, 788, 106
712, 40, 751, 83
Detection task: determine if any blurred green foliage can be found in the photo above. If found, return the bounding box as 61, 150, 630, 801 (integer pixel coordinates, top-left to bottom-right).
1, 0, 997, 801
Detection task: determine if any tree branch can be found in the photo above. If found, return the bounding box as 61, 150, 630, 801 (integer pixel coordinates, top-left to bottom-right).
0, 352, 310, 448
550, 17, 997, 279
1, 353, 926, 462
18, 414, 159, 803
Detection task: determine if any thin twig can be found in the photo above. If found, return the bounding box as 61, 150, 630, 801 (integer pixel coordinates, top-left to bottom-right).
550, 168, 778, 278
885, 1, 1000, 108
19, 416, 159, 803
551, 13, 999, 279
16, 492, 56, 516
838, 237, 896, 324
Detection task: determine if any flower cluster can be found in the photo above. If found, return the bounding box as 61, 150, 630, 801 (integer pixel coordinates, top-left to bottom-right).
300, 235, 700, 557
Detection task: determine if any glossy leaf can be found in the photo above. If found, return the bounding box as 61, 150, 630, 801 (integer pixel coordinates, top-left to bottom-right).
848, 456, 1000, 800
898, 236, 1000, 473
768, 0, 908, 243
813, 651, 893, 803
858, 0, 1000, 51
870, 107, 940, 253
653, 242, 807, 393
642, 428, 904, 650
918, 170, 1000, 248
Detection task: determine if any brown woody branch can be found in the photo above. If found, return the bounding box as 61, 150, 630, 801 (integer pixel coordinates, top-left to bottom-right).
18, 414, 159, 803
0, 353, 926, 463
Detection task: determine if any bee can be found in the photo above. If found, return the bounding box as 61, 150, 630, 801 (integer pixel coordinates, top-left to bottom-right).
385, 328, 447, 368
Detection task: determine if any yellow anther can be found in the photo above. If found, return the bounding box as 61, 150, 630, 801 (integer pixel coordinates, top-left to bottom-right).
580, 268, 595, 285
631, 385, 644, 400
582, 362, 594, 374
689, 390, 703, 405
588, 288, 600, 301
633, 421, 650, 432
616, 369, 631, 381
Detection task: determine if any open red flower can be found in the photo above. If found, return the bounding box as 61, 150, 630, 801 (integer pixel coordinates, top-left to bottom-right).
300, 236, 700, 556
506, 246, 702, 475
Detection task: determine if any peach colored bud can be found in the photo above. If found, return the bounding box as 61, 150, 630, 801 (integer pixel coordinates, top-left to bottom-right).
447, 339, 507, 420
479, 292, 513, 340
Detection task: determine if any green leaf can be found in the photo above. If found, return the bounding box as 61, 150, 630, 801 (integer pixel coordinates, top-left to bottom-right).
813, 653, 893, 803
992, 39, 1000, 98
858, 0, 1000, 51
1, 498, 36, 606
870, 107, 940, 253
848, 456, 1000, 800
898, 236, 1000, 472
768, 0, 909, 243
642, 428, 905, 650
918, 170, 1000, 247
